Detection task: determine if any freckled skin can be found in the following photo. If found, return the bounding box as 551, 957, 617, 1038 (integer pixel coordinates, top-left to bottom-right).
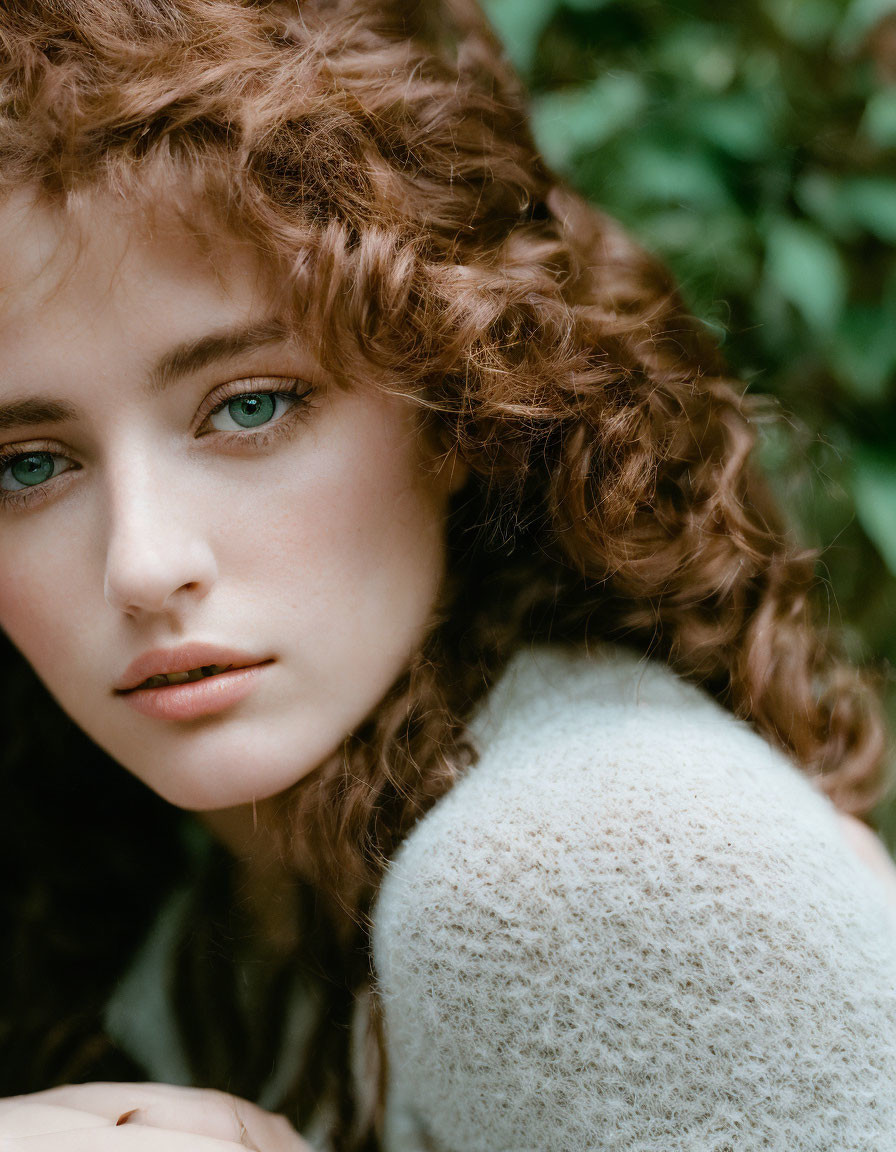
0, 189, 466, 812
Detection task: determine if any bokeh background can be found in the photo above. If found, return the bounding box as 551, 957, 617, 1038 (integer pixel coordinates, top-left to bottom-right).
481, 0, 896, 842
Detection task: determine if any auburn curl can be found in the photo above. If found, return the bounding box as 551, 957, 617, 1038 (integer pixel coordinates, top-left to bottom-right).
0, 0, 889, 1145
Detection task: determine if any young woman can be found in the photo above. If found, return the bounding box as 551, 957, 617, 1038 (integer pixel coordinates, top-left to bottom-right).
1, 1, 896, 1149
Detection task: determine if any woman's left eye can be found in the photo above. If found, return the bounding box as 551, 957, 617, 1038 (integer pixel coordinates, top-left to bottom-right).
203, 382, 314, 435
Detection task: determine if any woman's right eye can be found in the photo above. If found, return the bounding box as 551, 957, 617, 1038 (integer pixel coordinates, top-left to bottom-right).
0, 451, 76, 494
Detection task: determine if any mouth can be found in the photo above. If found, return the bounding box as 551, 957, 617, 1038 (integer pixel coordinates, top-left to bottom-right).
115, 656, 274, 721
115, 645, 273, 694
132, 663, 237, 691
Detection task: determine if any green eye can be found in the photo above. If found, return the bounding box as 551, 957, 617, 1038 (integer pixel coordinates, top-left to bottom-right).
3, 452, 57, 490
228, 393, 276, 428
205, 381, 315, 436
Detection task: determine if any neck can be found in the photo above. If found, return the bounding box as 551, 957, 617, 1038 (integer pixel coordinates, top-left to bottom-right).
197, 795, 301, 956
197, 794, 283, 861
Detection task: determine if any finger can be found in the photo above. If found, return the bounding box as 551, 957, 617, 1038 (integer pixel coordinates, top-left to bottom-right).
116, 1102, 252, 1147
7, 1084, 237, 1132
0, 1104, 109, 1137
125, 1100, 307, 1151
6, 1127, 255, 1150
9, 1085, 310, 1151
7, 1084, 197, 1120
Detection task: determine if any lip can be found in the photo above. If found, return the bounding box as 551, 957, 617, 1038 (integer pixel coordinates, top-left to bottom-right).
114, 643, 272, 693
119, 663, 272, 722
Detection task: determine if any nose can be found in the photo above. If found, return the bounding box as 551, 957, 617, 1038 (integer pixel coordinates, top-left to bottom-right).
103, 469, 218, 618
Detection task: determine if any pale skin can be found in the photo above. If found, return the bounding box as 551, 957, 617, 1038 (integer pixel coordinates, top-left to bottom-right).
0, 1083, 309, 1149
0, 189, 467, 815
0, 187, 466, 1147
1, 185, 896, 1148
837, 810, 896, 906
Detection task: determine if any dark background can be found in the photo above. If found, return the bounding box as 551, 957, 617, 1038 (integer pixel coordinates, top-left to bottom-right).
482, 0, 896, 842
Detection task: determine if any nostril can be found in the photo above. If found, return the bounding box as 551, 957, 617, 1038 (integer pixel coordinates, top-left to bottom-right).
103, 532, 218, 616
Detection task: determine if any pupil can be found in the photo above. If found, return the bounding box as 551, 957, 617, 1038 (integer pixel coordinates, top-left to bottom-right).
11, 453, 54, 487
229, 393, 275, 428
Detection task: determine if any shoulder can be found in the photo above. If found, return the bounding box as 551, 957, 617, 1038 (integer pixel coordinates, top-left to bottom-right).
371, 643, 896, 1151
442, 639, 818, 805
375, 642, 848, 913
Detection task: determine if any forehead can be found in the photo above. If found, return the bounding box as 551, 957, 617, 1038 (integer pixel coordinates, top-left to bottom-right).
0, 188, 284, 381
0, 188, 273, 330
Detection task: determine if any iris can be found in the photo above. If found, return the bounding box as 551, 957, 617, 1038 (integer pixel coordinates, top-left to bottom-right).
228, 393, 275, 428
10, 453, 54, 487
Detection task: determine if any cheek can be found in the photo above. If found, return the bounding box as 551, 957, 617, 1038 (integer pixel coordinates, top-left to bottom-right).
222, 401, 446, 641
0, 545, 87, 675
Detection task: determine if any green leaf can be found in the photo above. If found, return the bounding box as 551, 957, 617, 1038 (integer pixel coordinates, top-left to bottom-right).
836, 0, 896, 51
637, 207, 704, 253
794, 173, 896, 241
608, 139, 734, 211
842, 177, 896, 243
689, 93, 776, 159
852, 449, 896, 576
562, 0, 617, 10
763, 218, 847, 333
531, 73, 647, 169
481, 0, 559, 74
765, 0, 841, 46
862, 89, 896, 148
638, 209, 757, 293
655, 23, 738, 90
794, 170, 861, 239
884, 260, 896, 310
832, 305, 896, 402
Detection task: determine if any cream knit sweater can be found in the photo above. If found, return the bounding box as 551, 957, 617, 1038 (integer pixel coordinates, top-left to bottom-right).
371, 642, 896, 1151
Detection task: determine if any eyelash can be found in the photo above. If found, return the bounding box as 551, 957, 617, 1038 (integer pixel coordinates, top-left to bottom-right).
0, 377, 316, 512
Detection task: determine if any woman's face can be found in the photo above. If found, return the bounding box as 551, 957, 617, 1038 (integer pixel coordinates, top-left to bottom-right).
0, 190, 465, 810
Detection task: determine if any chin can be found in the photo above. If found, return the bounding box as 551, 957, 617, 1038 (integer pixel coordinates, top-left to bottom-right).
138, 752, 318, 812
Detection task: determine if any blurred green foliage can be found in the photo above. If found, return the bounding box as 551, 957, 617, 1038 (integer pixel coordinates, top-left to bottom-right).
482, 0, 896, 828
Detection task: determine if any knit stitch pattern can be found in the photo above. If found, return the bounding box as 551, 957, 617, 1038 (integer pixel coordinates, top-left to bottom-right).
372, 643, 896, 1151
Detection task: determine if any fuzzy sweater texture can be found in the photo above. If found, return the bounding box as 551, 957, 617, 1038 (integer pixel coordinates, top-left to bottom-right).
370, 642, 896, 1151
107, 642, 896, 1150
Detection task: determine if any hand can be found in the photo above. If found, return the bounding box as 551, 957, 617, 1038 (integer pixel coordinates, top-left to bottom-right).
0, 1082, 313, 1151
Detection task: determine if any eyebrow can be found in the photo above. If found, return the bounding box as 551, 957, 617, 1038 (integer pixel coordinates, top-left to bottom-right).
0, 318, 295, 431
0, 397, 78, 431
147, 318, 294, 394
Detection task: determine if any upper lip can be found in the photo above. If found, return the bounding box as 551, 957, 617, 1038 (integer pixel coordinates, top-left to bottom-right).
114, 644, 271, 693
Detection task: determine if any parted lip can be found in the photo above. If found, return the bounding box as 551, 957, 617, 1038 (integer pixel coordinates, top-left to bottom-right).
114, 644, 272, 693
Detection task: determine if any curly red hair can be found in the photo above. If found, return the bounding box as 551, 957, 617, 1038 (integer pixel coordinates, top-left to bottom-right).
0, 0, 889, 1145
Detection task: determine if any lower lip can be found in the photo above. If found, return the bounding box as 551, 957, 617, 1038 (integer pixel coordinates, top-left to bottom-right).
120, 662, 272, 721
